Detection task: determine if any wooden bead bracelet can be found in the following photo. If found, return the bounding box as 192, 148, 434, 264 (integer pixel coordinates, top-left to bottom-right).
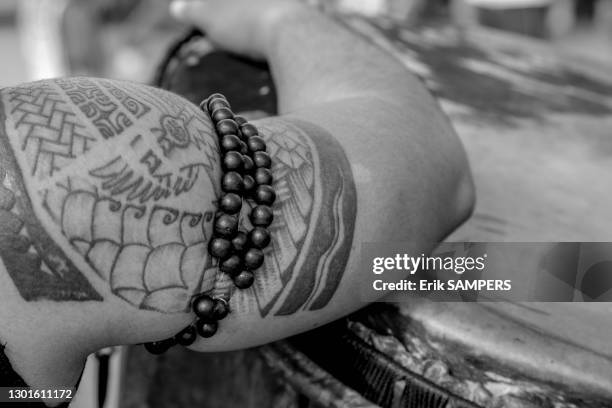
144, 94, 275, 354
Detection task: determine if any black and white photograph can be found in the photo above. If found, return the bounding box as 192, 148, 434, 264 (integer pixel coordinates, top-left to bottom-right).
0, 0, 611, 407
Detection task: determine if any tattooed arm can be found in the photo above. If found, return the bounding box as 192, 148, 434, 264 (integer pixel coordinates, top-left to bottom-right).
0, 0, 472, 390
172, 0, 475, 350
0, 78, 223, 389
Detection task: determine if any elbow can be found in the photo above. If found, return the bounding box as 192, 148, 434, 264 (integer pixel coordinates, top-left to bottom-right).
452, 165, 476, 230
425, 134, 476, 241
423, 165, 475, 244
439, 146, 476, 240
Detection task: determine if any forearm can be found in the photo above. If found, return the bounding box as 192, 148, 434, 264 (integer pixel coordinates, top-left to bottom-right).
258, 6, 473, 241
262, 6, 431, 113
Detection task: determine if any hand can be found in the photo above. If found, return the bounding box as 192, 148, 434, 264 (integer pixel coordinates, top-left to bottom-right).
170, 0, 308, 59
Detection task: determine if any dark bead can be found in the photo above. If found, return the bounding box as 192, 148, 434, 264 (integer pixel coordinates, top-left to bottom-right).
220, 254, 243, 276
201, 95, 225, 111
254, 168, 273, 186
211, 107, 234, 123
250, 205, 274, 227
144, 338, 175, 354
244, 248, 264, 270
207, 93, 227, 103
234, 271, 255, 289
208, 237, 232, 259
239, 141, 248, 154
192, 294, 216, 320
207, 97, 230, 112
175, 325, 197, 346
209, 100, 230, 113
243, 175, 256, 195
222, 151, 244, 171
199, 100, 208, 111
254, 185, 276, 205
240, 123, 259, 138
220, 134, 241, 152
196, 319, 218, 338
213, 299, 229, 320
219, 193, 242, 215
249, 227, 271, 249
214, 214, 238, 238
222, 171, 244, 193
216, 119, 239, 136
242, 155, 255, 173
247, 136, 266, 153
234, 116, 247, 125
253, 151, 272, 169
231, 231, 248, 254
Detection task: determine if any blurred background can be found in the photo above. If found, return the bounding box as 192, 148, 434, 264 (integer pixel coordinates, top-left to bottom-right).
0, 0, 610, 88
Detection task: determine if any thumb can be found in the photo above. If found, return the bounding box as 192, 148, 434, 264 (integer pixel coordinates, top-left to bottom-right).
170, 0, 212, 28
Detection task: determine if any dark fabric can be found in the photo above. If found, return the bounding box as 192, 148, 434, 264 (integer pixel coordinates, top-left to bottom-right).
0, 344, 52, 407
0, 344, 28, 387
154, 29, 277, 115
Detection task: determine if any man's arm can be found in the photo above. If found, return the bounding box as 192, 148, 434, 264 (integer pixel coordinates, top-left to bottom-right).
0, 0, 474, 389
0, 78, 216, 389
171, 0, 475, 349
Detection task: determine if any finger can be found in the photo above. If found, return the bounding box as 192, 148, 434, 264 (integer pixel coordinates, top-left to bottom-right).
170, 0, 213, 28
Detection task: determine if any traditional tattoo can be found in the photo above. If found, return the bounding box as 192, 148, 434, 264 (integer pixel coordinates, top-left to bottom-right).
100, 81, 151, 119
6, 82, 95, 178
54, 178, 213, 312
56, 78, 135, 140
154, 115, 191, 157
1, 78, 220, 312
0, 78, 356, 317
212, 119, 358, 317
0, 97, 102, 302
89, 155, 209, 204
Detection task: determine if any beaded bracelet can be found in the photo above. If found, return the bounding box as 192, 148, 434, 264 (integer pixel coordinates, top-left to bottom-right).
144, 94, 275, 354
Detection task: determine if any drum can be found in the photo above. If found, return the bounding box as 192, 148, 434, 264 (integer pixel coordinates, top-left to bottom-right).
124, 13, 612, 408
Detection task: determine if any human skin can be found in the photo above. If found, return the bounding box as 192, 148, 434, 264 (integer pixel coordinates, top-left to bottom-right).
0, 0, 474, 394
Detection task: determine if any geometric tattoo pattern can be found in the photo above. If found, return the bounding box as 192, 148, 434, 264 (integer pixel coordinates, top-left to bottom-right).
0, 77, 357, 318
100, 81, 151, 120
1, 78, 221, 311
89, 156, 210, 204
0, 98, 102, 302
6, 82, 95, 178
55, 78, 135, 140
209, 119, 357, 317
58, 179, 212, 312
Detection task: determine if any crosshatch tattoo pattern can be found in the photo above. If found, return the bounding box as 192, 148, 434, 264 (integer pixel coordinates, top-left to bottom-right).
0, 96, 102, 302
7, 82, 95, 178
208, 119, 358, 317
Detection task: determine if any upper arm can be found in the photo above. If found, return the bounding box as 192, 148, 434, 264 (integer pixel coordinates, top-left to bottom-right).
0, 77, 220, 314
0, 78, 222, 387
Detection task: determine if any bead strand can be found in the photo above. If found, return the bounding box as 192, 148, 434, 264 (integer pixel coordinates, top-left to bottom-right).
204, 94, 275, 291
144, 93, 275, 354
